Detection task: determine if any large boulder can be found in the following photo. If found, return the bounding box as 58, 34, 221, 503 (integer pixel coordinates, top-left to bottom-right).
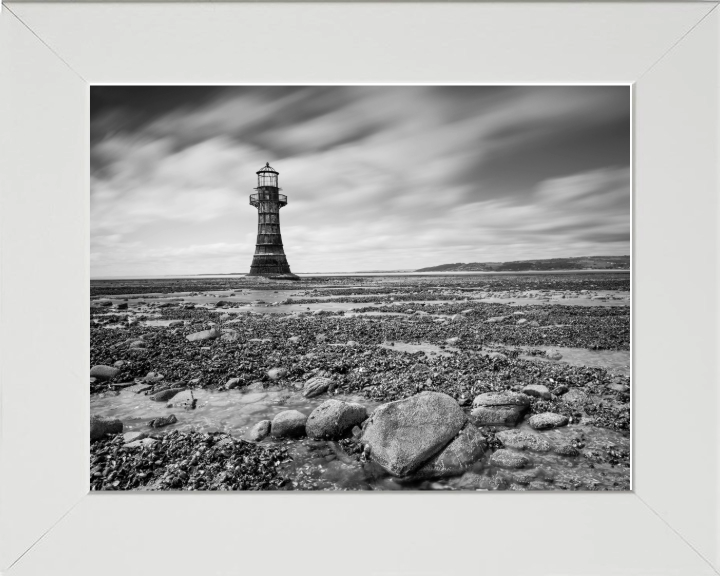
306, 400, 368, 440
303, 377, 334, 398
186, 328, 220, 342
90, 365, 120, 381
90, 415, 123, 441
361, 392, 467, 476
413, 423, 487, 479
470, 391, 530, 427
271, 410, 307, 438
528, 412, 569, 430
496, 429, 552, 452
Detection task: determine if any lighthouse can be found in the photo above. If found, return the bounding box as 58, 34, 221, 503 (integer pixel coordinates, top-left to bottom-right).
248, 163, 298, 279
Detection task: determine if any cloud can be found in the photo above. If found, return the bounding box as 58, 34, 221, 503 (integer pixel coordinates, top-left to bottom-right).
90, 86, 630, 276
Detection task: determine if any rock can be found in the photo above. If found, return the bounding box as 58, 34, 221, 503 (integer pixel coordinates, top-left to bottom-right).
113, 360, 126, 368
186, 328, 220, 342
125, 438, 158, 449
225, 377, 241, 390
607, 383, 630, 393
489, 449, 531, 469
361, 392, 467, 476
453, 472, 507, 491
516, 318, 527, 325
552, 385, 569, 396
522, 384, 551, 400
414, 423, 486, 479
148, 414, 178, 428
472, 391, 531, 408
149, 387, 185, 402
470, 406, 525, 427
288, 336, 301, 344
554, 444, 580, 457
486, 351, 508, 360
271, 410, 307, 438
249, 420, 272, 441
528, 412, 569, 430
446, 337, 459, 345
116, 302, 128, 310
90, 365, 120, 381
563, 389, 588, 406
528, 320, 540, 327
346, 340, 359, 347
220, 330, 239, 342
485, 316, 507, 323
144, 371, 164, 383
166, 390, 197, 410
267, 367, 288, 381
128, 340, 146, 349
306, 400, 368, 440
90, 415, 123, 440
470, 391, 530, 427
496, 429, 552, 452
303, 377, 334, 398
122, 431, 147, 444
546, 349, 563, 361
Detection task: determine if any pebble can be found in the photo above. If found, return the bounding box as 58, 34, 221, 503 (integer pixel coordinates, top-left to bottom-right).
528, 412, 569, 430
496, 429, 552, 452
249, 420, 272, 441
489, 449, 532, 469
521, 384, 551, 400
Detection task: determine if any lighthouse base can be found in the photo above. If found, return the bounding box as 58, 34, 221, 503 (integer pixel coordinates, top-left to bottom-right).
248, 254, 300, 280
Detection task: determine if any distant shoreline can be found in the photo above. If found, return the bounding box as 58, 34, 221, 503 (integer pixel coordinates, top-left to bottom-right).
90, 269, 629, 281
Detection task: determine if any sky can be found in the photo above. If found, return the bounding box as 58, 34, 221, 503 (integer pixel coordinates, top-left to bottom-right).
90, 85, 630, 277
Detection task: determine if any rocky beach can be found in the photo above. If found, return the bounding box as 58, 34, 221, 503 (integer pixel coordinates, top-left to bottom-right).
90, 272, 630, 491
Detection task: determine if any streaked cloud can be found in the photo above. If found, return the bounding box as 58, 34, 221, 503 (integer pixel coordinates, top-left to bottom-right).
91, 86, 630, 276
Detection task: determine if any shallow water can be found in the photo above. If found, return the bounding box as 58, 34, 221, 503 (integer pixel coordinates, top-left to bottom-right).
517, 346, 630, 376
379, 341, 459, 357
92, 386, 374, 440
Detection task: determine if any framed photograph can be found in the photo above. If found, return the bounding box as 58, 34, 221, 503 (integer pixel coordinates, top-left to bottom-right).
1, 2, 718, 575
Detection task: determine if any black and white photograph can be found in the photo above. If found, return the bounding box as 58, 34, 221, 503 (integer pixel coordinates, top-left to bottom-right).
89, 85, 631, 491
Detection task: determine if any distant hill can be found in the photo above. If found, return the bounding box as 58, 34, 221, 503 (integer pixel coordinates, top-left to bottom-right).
415, 256, 630, 272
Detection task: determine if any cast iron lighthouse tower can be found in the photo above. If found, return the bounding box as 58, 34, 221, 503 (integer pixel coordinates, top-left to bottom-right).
248, 163, 297, 278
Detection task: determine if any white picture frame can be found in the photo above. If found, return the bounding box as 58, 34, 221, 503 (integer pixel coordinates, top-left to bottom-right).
1, 2, 718, 575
